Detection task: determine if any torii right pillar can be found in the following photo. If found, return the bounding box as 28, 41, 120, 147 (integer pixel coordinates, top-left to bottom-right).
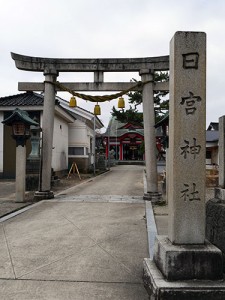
140, 69, 162, 202
143, 31, 225, 300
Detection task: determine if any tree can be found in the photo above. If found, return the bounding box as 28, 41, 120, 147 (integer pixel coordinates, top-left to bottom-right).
111, 71, 169, 124
111, 105, 143, 124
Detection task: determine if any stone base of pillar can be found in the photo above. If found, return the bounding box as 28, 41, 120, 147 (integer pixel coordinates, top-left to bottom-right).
15, 199, 25, 203
143, 192, 163, 203
215, 187, 225, 202
143, 258, 225, 300
33, 191, 54, 201
154, 235, 223, 281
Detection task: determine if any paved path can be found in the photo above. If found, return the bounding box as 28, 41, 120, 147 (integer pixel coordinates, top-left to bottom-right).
0, 165, 149, 299
58, 165, 145, 197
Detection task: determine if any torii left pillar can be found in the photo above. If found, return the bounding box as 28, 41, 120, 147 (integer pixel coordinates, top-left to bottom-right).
34, 68, 58, 200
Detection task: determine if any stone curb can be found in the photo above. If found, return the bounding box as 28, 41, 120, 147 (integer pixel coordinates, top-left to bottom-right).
145, 201, 157, 260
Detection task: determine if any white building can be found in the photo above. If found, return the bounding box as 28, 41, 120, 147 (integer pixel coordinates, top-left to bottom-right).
0, 92, 103, 178
206, 122, 219, 166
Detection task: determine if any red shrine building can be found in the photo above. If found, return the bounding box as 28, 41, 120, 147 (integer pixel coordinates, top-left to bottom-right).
104, 117, 144, 161
103, 117, 167, 161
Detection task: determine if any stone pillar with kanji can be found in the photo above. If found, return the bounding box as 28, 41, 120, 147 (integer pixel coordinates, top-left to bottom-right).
143, 31, 225, 300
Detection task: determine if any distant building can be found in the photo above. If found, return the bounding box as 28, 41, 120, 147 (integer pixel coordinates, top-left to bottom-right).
58, 97, 104, 172
207, 122, 219, 131
206, 122, 219, 166
155, 117, 219, 167
0, 92, 103, 178
104, 116, 166, 161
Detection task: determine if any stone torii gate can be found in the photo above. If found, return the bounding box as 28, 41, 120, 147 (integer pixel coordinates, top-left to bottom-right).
11, 53, 169, 200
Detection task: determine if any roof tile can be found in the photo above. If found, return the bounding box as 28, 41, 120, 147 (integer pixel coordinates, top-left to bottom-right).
0, 92, 44, 106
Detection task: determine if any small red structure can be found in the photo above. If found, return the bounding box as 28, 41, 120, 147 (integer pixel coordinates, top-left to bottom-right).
104, 117, 166, 161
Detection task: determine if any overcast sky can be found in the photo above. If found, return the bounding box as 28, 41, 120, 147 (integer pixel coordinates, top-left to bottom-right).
1, 0, 225, 131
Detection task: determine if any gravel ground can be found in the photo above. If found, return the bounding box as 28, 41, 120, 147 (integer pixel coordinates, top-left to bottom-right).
0, 173, 95, 218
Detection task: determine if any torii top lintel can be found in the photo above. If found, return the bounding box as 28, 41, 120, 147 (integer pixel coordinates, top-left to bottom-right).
11, 52, 169, 73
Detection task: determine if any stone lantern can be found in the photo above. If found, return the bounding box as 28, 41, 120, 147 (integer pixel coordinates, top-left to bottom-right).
29, 119, 42, 159
2, 108, 39, 202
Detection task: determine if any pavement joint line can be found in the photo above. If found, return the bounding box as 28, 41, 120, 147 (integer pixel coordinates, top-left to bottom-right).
2, 223, 16, 279
16, 226, 139, 281
15, 202, 141, 281
0, 277, 142, 284
97, 241, 139, 278
55, 206, 142, 246
16, 243, 98, 280
0, 196, 144, 223
55, 200, 145, 203
54, 195, 144, 204
55, 210, 141, 280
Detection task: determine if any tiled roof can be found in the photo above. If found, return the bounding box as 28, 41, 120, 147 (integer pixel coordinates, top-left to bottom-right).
206, 130, 219, 142
116, 128, 144, 137
0, 92, 44, 106
207, 122, 219, 131
104, 116, 144, 137
0, 92, 106, 128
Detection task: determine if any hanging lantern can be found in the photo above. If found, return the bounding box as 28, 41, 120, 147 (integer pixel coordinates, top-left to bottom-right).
118, 97, 125, 109
69, 96, 77, 107
94, 103, 101, 115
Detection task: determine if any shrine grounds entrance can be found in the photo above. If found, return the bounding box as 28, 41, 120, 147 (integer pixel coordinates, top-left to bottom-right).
11, 53, 169, 201
10, 31, 225, 299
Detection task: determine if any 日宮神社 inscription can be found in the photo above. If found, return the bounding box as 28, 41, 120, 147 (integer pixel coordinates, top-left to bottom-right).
182, 52, 199, 69
168, 32, 206, 244
180, 183, 201, 202
144, 32, 225, 298
180, 91, 202, 115
180, 138, 201, 159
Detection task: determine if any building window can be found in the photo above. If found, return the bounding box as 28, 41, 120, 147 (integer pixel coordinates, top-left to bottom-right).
206, 150, 212, 159
68, 147, 84, 155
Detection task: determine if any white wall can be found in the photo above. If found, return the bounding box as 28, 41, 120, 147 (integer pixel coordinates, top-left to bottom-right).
0, 112, 4, 175
52, 115, 69, 172
68, 119, 91, 149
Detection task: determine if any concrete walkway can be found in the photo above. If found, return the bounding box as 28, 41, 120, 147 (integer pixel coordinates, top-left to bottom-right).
0, 166, 149, 299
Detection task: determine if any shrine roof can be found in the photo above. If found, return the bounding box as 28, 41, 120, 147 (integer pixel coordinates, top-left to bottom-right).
104, 116, 144, 137
0, 91, 44, 106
